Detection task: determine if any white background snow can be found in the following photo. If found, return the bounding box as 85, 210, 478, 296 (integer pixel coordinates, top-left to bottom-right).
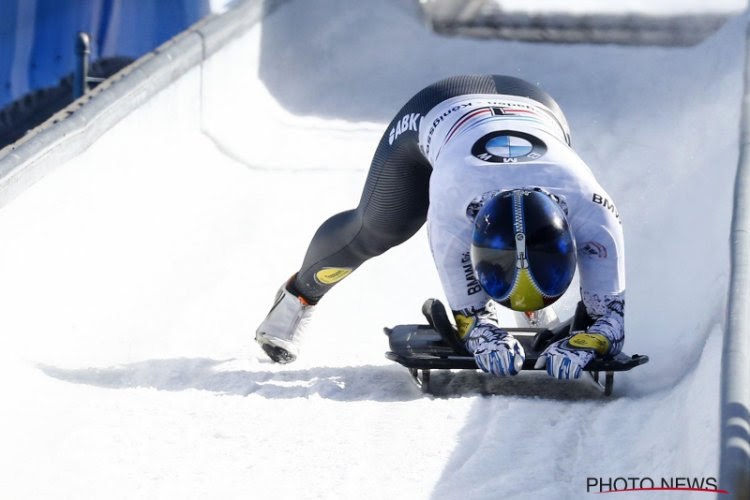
0, 0, 745, 498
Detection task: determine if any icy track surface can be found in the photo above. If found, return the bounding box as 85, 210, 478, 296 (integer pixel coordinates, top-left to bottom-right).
0, 1, 744, 499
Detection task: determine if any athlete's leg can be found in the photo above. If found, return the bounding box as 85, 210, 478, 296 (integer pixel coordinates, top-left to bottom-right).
292, 138, 432, 302
255, 92, 432, 363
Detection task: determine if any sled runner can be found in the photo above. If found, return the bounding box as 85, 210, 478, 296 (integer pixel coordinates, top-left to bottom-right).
384, 299, 648, 396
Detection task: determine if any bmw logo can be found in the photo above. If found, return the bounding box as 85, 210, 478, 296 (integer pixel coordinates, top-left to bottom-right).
472, 130, 547, 163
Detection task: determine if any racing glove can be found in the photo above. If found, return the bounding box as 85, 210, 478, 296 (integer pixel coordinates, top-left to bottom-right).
535, 331, 611, 380
461, 312, 526, 377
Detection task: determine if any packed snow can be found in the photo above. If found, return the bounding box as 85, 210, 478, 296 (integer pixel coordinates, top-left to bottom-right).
0, 1, 744, 498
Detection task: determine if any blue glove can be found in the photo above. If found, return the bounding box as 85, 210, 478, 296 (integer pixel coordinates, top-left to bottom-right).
465, 322, 525, 376
534, 331, 610, 380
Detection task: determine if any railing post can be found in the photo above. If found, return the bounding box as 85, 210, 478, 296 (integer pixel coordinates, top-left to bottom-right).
74, 32, 91, 99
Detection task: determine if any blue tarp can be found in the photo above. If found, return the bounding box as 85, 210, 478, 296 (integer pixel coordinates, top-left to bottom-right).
0, 0, 212, 107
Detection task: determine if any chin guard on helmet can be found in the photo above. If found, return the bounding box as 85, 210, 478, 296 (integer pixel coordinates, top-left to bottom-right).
471, 188, 576, 312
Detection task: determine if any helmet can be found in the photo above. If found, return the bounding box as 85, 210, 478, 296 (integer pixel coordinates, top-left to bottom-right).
470, 189, 576, 312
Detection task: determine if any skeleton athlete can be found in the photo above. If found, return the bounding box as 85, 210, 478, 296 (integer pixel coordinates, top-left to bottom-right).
256, 75, 625, 380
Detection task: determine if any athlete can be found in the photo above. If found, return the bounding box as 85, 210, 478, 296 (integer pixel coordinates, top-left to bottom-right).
255, 75, 625, 380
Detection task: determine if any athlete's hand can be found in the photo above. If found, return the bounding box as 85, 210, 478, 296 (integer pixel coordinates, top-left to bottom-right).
466, 323, 525, 376
535, 331, 609, 379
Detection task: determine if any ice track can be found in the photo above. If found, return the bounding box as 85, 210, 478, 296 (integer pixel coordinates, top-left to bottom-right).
0, 1, 744, 498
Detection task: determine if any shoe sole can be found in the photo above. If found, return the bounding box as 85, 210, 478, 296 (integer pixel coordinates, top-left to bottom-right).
261, 342, 297, 364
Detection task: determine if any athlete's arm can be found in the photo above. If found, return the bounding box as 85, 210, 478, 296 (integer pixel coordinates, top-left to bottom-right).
569, 183, 626, 355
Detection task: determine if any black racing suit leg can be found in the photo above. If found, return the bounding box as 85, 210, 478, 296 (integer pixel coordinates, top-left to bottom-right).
293, 135, 431, 303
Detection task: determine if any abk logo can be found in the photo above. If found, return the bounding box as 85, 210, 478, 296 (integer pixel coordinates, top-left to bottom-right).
389, 113, 421, 145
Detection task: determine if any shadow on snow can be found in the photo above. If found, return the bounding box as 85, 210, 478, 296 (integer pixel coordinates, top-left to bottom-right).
39, 358, 605, 402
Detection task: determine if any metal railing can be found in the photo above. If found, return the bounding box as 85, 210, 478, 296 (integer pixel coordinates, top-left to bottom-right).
418, 0, 735, 46
73, 32, 105, 99
720, 18, 750, 500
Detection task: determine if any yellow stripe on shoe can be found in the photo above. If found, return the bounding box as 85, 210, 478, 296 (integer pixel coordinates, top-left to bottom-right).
569, 332, 610, 356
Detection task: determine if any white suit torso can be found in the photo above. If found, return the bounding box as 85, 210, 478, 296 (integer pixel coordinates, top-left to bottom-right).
418, 94, 624, 323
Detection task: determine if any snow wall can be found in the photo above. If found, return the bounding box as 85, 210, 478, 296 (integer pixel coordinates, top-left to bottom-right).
0, 0, 747, 498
